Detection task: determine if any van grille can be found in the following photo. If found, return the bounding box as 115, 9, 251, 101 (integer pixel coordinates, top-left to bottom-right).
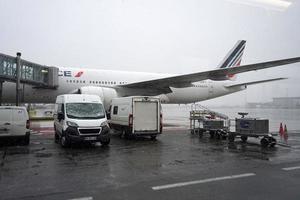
78, 128, 101, 135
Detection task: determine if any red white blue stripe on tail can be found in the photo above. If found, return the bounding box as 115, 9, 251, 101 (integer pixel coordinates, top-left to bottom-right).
218, 40, 246, 80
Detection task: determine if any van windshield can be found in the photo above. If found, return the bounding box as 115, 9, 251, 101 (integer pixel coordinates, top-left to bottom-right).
66, 103, 105, 119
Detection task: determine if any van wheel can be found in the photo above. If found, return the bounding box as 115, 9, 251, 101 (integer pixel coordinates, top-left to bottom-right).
60, 135, 70, 148
150, 135, 157, 140
54, 129, 59, 144
55, 132, 59, 144
100, 138, 110, 146
23, 133, 30, 145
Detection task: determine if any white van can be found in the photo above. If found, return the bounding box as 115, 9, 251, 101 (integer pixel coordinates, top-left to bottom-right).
54, 94, 110, 147
109, 96, 162, 139
0, 106, 30, 145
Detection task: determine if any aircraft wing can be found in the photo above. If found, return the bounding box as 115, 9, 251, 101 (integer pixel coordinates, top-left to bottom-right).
225, 77, 287, 88
119, 57, 300, 94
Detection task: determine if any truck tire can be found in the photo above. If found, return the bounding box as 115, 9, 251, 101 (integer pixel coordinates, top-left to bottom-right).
228, 133, 235, 142
198, 130, 204, 138
260, 137, 269, 147
215, 131, 221, 140
222, 131, 227, 140
241, 136, 248, 142
124, 128, 134, 140
209, 131, 215, 139
270, 137, 277, 147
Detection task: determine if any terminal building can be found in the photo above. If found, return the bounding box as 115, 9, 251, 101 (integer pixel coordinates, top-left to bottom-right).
247, 97, 300, 109
273, 97, 300, 108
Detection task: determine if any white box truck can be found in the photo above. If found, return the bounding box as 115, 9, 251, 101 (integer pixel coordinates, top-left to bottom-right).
0, 106, 30, 145
109, 96, 162, 139
53, 94, 110, 147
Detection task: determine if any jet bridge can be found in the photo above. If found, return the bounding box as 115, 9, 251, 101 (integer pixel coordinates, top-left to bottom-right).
0, 52, 59, 105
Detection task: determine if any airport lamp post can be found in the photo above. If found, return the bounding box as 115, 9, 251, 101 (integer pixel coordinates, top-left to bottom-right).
16, 52, 22, 106
0, 81, 3, 105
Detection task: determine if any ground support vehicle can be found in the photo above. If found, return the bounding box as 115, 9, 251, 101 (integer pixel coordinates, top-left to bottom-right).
0, 106, 30, 145
54, 94, 110, 147
228, 113, 276, 147
109, 96, 162, 140
190, 104, 229, 139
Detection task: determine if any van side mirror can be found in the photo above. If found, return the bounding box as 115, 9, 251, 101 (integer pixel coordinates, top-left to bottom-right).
58, 112, 64, 121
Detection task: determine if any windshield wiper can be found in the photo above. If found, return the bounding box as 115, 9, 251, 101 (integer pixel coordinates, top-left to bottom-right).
81, 115, 105, 119
67, 114, 81, 119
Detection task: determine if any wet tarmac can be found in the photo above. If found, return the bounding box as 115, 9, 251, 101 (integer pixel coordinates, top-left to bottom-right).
1, 121, 300, 200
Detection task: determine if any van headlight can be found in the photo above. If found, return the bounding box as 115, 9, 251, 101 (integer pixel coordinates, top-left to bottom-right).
66, 121, 79, 127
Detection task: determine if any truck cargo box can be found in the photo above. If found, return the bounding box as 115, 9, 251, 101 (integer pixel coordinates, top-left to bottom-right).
109, 96, 162, 138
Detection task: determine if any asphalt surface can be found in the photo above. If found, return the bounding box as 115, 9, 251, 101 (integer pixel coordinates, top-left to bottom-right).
1, 121, 300, 200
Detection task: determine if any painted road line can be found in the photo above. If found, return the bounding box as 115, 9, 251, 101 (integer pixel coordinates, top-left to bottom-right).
68, 197, 93, 200
152, 173, 256, 191
282, 166, 300, 171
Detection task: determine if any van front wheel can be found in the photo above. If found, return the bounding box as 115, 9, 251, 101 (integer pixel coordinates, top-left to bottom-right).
54, 128, 59, 144
60, 135, 70, 148
23, 132, 30, 145
150, 135, 157, 140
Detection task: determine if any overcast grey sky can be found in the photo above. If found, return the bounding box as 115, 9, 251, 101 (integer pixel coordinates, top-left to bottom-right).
0, 0, 299, 105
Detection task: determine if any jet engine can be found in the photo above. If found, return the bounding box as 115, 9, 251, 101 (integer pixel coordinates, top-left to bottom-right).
78, 86, 118, 111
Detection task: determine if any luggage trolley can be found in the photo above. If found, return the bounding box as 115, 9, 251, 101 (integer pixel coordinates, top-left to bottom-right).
228, 112, 276, 147
190, 104, 229, 139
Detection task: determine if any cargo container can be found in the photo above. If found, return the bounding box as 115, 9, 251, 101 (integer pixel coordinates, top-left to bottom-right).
109, 96, 162, 139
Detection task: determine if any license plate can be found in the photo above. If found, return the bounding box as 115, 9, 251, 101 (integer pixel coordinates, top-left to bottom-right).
84, 136, 97, 141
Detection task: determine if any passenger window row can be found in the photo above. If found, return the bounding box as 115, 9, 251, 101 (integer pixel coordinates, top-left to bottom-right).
66, 80, 128, 85
66, 80, 86, 84
193, 85, 208, 88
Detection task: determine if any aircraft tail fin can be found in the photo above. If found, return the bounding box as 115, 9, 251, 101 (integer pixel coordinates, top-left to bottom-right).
218, 40, 246, 80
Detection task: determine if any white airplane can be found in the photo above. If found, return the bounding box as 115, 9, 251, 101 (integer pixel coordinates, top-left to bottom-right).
2, 40, 300, 110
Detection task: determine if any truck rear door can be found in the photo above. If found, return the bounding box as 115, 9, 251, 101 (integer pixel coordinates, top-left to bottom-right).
0, 108, 12, 136
133, 100, 158, 133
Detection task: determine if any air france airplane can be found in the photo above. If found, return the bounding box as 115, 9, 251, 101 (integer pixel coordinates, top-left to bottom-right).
2, 40, 300, 110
